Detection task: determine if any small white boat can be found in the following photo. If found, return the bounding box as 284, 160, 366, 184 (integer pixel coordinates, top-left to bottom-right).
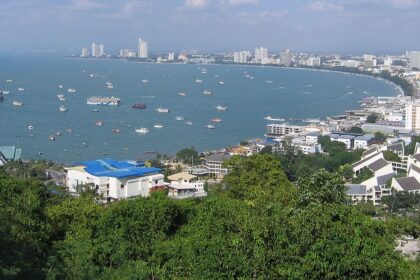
195, 79, 203, 83
12, 101, 23, 106
203, 90, 212, 95
58, 85, 64, 89
218, 81, 224, 85
65, 128, 72, 133
6, 79, 13, 83
95, 120, 104, 126
216, 105, 227, 111
185, 121, 193, 125
156, 107, 169, 113
264, 116, 285, 122
48, 135, 56, 141
67, 88, 76, 93
142, 79, 149, 83
135, 127, 150, 134
107, 85, 114, 89
56, 131, 62, 136
112, 128, 120, 134
17, 87, 25, 92
178, 92, 187, 96
153, 124, 163, 128
206, 124, 215, 129
106, 82, 112, 86
2, 91, 10, 95
175, 116, 184, 121
266, 80, 273, 84
59, 105, 68, 112
211, 118, 222, 123
28, 125, 34, 130
57, 94, 66, 101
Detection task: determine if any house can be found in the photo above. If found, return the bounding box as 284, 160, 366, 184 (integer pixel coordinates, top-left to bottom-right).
204, 153, 232, 175
329, 133, 357, 149
305, 132, 320, 145
66, 158, 164, 202
346, 184, 382, 206
0, 146, 22, 166
353, 134, 375, 150
166, 172, 207, 199
291, 138, 322, 154
391, 177, 420, 194
387, 142, 405, 157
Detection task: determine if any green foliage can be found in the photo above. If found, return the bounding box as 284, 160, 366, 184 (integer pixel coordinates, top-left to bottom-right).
383, 150, 401, 162
367, 113, 379, 123
176, 147, 199, 164
382, 191, 420, 214
259, 145, 272, 154
374, 131, 387, 143
339, 164, 354, 181
352, 168, 374, 184
323, 141, 348, 156
348, 126, 364, 134
318, 135, 331, 147
406, 136, 420, 155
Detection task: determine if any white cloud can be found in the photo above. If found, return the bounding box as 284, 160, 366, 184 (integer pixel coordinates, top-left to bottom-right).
390, 0, 419, 8
307, 1, 344, 12
184, 0, 207, 8
70, 0, 103, 11
228, 0, 259, 5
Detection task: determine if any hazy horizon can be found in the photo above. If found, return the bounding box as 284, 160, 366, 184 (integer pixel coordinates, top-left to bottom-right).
0, 0, 419, 54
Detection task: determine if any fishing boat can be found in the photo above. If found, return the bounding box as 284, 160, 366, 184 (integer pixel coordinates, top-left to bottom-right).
67, 88, 76, 93
178, 92, 187, 96
132, 103, 147, 109
175, 116, 184, 121
153, 124, 163, 128
135, 127, 150, 134
156, 107, 169, 113
95, 120, 104, 126
12, 101, 23, 106
206, 124, 215, 129
216, 105, 227, 111
203, 90, 212, 95
59, 105, 68, 112
17, 87, 25, 92
211, 118, 222, 123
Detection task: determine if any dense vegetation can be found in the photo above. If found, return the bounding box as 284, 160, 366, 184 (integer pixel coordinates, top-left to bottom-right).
0, 155, 419, 279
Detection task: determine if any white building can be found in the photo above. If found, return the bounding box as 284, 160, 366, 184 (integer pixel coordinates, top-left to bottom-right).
346, 184, 382, 206
138, 38, 148, 58
329, 133, 356, 150
99, 44, 105, 56
280, 49, 292, 66
234, 51, 250, 64
255, 47, 268, 63
81, 47, 89, 57
66, 159, 164, 203
408, 51, 420, 69
168, 52, 175, 61
307, 57, 321, 67
266, 124, 304, 139
353, 134, 375, 150
364, 59, 377, 68
340, 60, 359, 68
166, 173, 207, 199
384, 57, 393, 67
91, 42, 101, 58
405, 100, 420, 132
205, 153, 232, 175
305, 132, 320, 144
119, 49, 137, 58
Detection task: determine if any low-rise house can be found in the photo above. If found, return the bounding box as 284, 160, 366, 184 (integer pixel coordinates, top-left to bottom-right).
353, 134, 375, 150
291, 138, 322, 154
0, 145, 22, 166
346, 184, 382, 206
329, 133, 357, 149
305, 132, 320, 144
66, 158, 164, 202
204, 153, 232, 175
166, 172, 207, 199
387, 142, 405, 157
391, 177, 420, 194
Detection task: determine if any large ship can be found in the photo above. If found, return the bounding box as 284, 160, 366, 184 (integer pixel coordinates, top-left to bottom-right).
132, 103, 147, 109
87, 96, 121, 106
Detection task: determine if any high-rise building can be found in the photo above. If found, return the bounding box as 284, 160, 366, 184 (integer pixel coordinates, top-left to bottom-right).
408, 51, 420, 69
81, 48, 89, 57
91, 42, 100, 57
234, 51, 250, 63
307, 57, 321, 67
99, 44, 105, 56
138, 38, 148, 58
406, 101, 420, 132
280, 49, 292, 66
255, 47, 268, 62
384, 57, 393, 67
168, 52, 175, 61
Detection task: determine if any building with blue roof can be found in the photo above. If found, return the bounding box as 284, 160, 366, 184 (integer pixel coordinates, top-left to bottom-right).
66, 158, 164, 202
0, 146, 22, 166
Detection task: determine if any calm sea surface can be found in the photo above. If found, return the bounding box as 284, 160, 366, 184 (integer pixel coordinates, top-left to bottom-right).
0, 54, 399, 163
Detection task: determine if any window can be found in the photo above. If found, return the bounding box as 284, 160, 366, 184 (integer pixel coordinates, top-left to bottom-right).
155, 180, 158, 184
121, 184, 124, 189
95, 184, 99, 190
107, 184, 109, 188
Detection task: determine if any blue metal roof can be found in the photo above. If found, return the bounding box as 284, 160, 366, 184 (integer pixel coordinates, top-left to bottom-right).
77, 158, 161, 178
0, 146, 22, 161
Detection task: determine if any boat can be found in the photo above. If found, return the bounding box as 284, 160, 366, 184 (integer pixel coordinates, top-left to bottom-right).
218, 81, 224, 85
56, 131, 62, 136
153, 124, 163, 128
6, 79, 13, 83
59, 105, 68, 112
264, 116, 285, 122
178, 92, 187, 96
28, 125, 34, 130
2, 90, 10, 95
142, 79, 149, 83
48, 135, 56, 141
216, 105, 227, 111
57, 94, 66, 101
12, 101, 23, 106
91, 108, 99, 112
17, 87, 25, 92
95, 120, 104, 126
107, 84, 114, 89
112, 128, 121, 134
266, 80, 273, 84
211, 118, 222, 123
206, 124, 215, 129
106, 82, 113, 86
203, 90, 212, 95
195, 79, 203, 83
185, 121, 193, 125
302, 118, 321, 123
87, 96, 120, 106
132, 103, 147, 109
67, 88, 76, 93
58, 85, 64, 89
156, 107, 169, 113
65, 128, 72, 133
175, 116, 184, 121
135, 127, 150, 134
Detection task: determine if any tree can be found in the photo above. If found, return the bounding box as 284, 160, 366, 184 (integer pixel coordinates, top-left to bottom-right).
352, 167, 374, 184
348, 126, 364, 134
323, 141, 347, 156
176, 147, 199, 164
339, 164, 354, 181
383, 150, 401, 162
318, 135, 331, 147
367, 113, 379, 123
374, 131, 387, 143
259, 145, 272, 155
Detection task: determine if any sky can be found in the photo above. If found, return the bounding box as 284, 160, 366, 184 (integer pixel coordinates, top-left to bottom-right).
0, 0, 419, 54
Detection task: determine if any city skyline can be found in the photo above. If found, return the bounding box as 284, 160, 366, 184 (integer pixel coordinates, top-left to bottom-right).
0, 0, 419, 54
